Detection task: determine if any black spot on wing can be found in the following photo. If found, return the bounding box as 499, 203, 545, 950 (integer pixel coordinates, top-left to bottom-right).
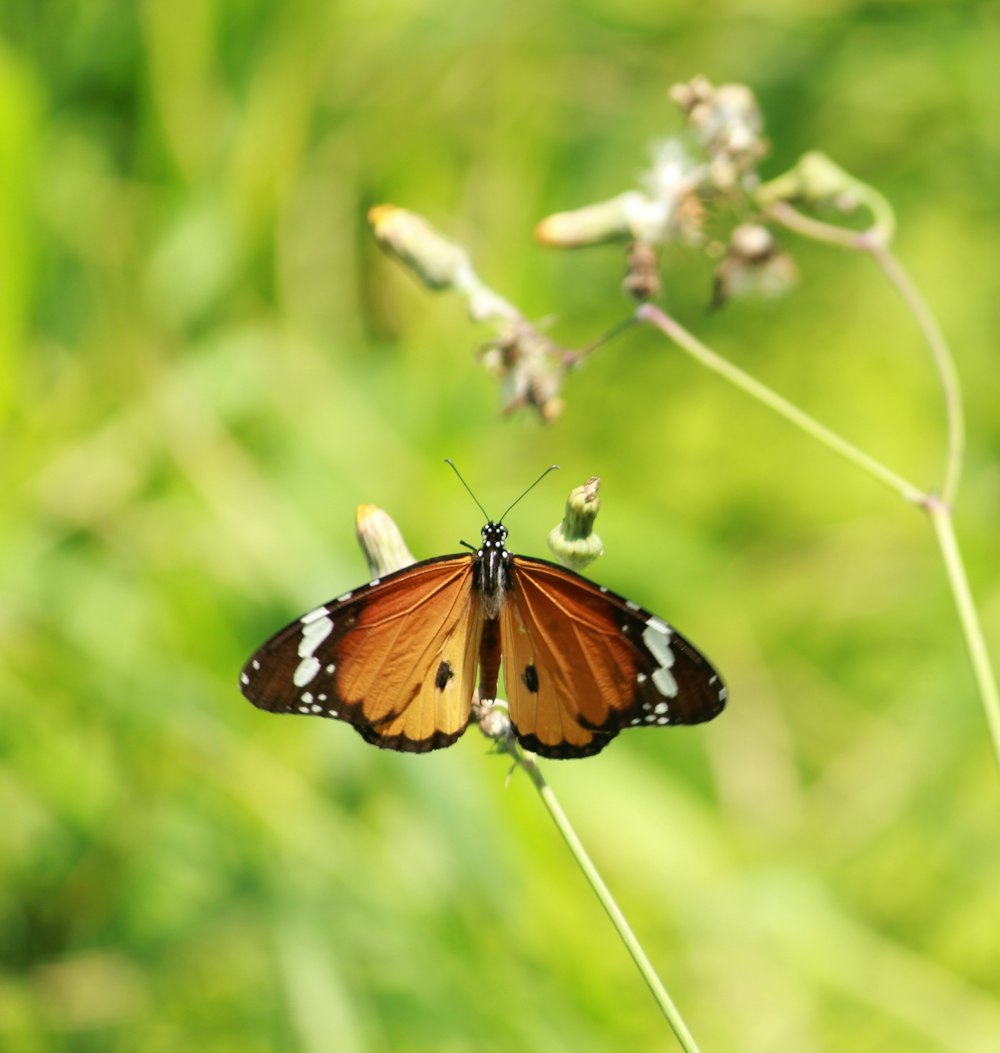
522, 663, 539, 693
435, 660, 454, 691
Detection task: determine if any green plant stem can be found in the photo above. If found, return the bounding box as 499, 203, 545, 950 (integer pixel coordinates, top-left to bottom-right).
865, 243, 964, 507
926, 498, 1000, 775
509, 744, 703, 1053
765, 202, 965, 506
636, 302, 927, 505
374, 525, 703, 1049
763, 201, 863, 250
638, 302, 1000, 776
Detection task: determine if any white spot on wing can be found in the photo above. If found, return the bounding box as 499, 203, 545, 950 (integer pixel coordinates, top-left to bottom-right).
302, 605, 331, 624
293, 656, 321, 687
626, 600, 640, 611
298, 616, 333, 658
336, 591, 353, 603
642, 620, 674, 666
240, 672, 250, 685
652, 667, 678, 698
646, 615, 671, 637
643, 619, 678, 698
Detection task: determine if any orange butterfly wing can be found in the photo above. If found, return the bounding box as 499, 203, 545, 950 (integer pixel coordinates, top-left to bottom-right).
241, 556, 484, 752
499, 556, 726, 758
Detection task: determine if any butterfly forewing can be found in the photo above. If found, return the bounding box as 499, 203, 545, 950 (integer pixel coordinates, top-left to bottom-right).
500, 556, 726, 758
240, 555, 483, 752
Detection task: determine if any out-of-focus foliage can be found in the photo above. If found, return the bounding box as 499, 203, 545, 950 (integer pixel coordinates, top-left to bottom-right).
2, 2, 999, 1050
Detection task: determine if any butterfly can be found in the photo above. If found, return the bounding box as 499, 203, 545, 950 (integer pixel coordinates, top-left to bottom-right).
240, 518, 727, 759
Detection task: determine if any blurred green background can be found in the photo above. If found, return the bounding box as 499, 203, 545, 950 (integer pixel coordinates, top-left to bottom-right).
2, 2, 999, 1050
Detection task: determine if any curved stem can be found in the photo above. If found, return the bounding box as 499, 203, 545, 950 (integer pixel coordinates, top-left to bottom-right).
764, 201, 865, 249
509, 744, 703, 1053
637, 302, 927, 505
638, 302, 1000, 775
866, 245, 965, 507
764, 203, 965, 506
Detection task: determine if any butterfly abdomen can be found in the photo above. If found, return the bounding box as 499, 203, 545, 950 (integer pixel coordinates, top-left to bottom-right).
478, 617, 502, 702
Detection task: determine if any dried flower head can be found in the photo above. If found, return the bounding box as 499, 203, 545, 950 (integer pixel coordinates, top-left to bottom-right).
478, 320, 571, 422
711, 223, 799, 309
670, 76, 768, 190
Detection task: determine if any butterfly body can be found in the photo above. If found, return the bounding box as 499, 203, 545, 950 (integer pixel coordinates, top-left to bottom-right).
241, 521, 726, 758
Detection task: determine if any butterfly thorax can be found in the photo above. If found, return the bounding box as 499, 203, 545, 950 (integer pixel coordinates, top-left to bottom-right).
474, 521, 510, 620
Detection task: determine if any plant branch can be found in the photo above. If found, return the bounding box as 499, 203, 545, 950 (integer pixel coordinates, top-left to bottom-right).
925, 499, 1000, 775
865, 244, 965, 507
765, 202, 965, 506
638, 302, 1000, 775
507, 742, 704, 1053
637, 302, 928, 505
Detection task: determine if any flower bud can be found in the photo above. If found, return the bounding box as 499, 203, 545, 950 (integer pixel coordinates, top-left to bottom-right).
535, 192, 646, 247
368, 204, 471, 290
355, 504, 416, 577
756, 151, 856, 208
547, 476, 604, 570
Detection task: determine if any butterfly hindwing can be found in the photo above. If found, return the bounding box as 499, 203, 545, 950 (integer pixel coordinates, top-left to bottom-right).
499, 556, 727, 758
240, 555, 484, 752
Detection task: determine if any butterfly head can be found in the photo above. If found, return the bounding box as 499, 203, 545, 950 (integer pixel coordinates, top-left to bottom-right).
479, 521, 509, 553
476, 521, 510, 618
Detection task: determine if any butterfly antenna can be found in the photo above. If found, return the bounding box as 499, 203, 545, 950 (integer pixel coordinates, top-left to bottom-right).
498, 464, 560, 523
444, 458, 492, 521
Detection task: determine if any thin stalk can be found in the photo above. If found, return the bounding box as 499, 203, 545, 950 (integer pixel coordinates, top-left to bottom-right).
638, 301, 1000, 775
367, 519, 704, 1050
926, 499, 1000, 775
766, 202, 965, 505
510, 744, 704, 1053
764, 201, 864, 250
637, 302, 927, 505
866, 244, 965, 507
